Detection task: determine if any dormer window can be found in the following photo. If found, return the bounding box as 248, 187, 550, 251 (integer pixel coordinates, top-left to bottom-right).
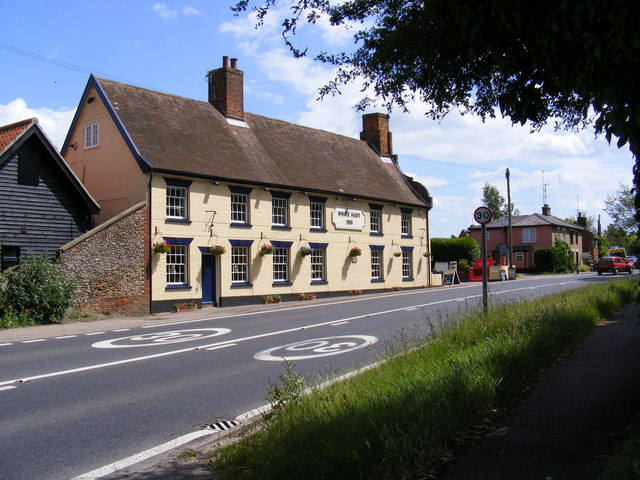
84, 123, 99, 149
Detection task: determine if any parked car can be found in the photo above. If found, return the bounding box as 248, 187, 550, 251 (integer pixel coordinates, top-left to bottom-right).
627, 256, 637, 270
596, 256, 633, 275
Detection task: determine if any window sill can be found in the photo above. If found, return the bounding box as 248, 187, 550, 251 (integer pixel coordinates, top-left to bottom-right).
370, 232, 383, 237
231, 282, 253, 288
401, 234, 413, 239
166, 218, 191, 224
166, 285, 192, 290
310, 228, 327, 233
272, 281, 292, 286
402, 277, 414, 282
230, 223, 252, 228
311, 280, 328, 285
271, 226, 292, 231
371, 278, 384, 283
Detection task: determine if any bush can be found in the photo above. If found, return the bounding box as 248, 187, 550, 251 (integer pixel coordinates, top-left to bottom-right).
431, 237, 480, 264
533, 240, 574, 273
0, 254, 76, 326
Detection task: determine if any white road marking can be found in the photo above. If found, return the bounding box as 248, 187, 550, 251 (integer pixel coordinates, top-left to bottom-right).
330, 321, 350, 326
55, 335, 78, 340
112, 328, 131, 332
205, 343, 237, 351
92, 328, 231, 349
69, 430, 215, 480
85, 332, 105, 336
0, 386, 16, 391
22, 339, 46, 343
0, 343, 13, 347
255, 335, 378, 361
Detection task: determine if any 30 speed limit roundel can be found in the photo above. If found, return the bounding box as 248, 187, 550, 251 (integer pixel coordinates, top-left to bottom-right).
474, 206, 493, 224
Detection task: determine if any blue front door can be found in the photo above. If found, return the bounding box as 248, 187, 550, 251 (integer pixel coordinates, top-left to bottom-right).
202, 254, 216, 305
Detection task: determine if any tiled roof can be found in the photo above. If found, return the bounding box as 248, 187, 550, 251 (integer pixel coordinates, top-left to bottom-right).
0, 118, 35, 155
95, 78, 430, 207
469, 213, 585, 230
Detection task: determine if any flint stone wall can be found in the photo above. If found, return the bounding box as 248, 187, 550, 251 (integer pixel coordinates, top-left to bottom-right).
59, 202, 149, 315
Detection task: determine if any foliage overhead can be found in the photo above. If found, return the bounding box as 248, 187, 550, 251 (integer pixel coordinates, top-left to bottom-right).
482, 183, 518, 219
604, 184, 637, 235
233, 0, 640, 225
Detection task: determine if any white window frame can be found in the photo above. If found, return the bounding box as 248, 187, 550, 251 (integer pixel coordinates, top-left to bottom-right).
310, 201, 324, 229
371, 249, 383, 280
231, 246, 249, 284
522, 228, 537, 244
273, 246, 289, 283
272, 197, 288, 227
402, 250, 413, 279
401, 210, 412, 236
84, 123, 99, 149
166, 245, 188, 285
516, 251, 525, 263
231, 192, 248, 224
311, 248, 326, 282
166, 186, 187, 220
370, 209, 381, 234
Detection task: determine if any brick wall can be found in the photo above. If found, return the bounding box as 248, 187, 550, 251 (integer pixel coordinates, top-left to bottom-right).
59, 202, 150, 315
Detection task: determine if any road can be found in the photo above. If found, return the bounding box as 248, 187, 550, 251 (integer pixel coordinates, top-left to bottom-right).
0, 273, 625, 480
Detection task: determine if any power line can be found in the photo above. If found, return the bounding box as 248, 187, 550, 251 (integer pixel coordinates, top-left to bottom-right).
397, 152, 498, 171
0, 42, 154, 89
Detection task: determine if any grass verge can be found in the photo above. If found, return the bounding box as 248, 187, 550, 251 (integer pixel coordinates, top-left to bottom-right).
209, 279, 638, 480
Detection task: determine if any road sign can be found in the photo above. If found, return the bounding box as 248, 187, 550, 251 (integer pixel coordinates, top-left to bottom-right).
474, 206, 493, 224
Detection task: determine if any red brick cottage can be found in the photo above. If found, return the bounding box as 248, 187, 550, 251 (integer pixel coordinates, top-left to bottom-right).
467, 205, 586, 272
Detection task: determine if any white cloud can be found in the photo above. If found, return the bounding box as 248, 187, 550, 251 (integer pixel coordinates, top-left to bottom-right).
152, 3, 202, 19
0, 98, 75, 150
152, 3, 177, 19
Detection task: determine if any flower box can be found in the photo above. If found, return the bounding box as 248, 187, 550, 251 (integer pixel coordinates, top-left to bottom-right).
349, 289, 364, 296
298, 293, 316, 301
174, 302, 197, 312
262, 294, 281, 304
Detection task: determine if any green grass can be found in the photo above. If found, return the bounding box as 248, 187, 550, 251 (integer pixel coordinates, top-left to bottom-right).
209, 278, 638, 480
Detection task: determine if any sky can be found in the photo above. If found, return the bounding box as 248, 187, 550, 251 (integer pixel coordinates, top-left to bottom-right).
0, 1, 634, 238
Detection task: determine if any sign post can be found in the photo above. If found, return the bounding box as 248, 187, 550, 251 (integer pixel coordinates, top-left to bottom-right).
474, 206, 493, 314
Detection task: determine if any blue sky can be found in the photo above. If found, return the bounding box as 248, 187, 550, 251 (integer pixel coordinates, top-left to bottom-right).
0, 1, 634, 238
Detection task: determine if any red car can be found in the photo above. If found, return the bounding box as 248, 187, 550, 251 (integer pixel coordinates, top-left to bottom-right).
596, 256, 633, 275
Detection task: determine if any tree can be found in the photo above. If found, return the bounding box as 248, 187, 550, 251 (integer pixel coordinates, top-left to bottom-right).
233, 0, 640, 226
481, 183, 518, 219
604, 184, 636, 235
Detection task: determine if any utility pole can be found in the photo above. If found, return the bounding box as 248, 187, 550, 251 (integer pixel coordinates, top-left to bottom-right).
506, 168, 513, 275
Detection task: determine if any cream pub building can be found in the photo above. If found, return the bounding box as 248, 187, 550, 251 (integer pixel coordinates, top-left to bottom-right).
61, 57, 433, 313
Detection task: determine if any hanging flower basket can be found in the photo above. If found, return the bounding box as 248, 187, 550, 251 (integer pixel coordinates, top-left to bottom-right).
393, 251, 402, 257
299, 247, 313, 258
423, 252, 430, 257
210, 245, 226, 255
153, 241, 171, 254
299, 293, 316, 301
259, 244, 274, 256
349, 247, 362, 258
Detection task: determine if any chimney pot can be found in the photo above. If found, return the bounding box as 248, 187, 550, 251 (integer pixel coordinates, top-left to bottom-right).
542, 204, 551, 216
360, 113, 392, 157
208, 56, 244, 121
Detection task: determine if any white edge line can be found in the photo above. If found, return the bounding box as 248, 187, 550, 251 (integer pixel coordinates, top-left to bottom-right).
0, 385, 17, 391
69, 430, 215, 480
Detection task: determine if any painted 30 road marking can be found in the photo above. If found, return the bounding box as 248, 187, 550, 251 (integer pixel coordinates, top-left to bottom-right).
254, 335, 378, 361
91, 328, 231, 349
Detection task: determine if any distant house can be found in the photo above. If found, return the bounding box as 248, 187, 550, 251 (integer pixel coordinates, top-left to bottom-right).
0, 118, 99, 270
468, 205, 586, 272
60, 56, 433, 313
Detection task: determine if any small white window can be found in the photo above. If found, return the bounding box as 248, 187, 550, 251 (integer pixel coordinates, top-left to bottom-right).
166, 245, 187, 285
516, 251, 525, 263
272, 197, 288, 227
166, 186, 187, 220
231, 246, 249, 283
402, 250, 413, 279
311, 248, 326, 282
310, 201, 324, 229
371, 250, 383, 280
84, 123, 99, 149
370, 209, 381, 234
273, 247, 289, 282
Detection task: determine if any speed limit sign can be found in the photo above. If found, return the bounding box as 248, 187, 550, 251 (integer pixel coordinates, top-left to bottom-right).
474, 206, 493, 224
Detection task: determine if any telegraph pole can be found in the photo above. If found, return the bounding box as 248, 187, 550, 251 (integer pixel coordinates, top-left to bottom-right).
506, 168, 513, 276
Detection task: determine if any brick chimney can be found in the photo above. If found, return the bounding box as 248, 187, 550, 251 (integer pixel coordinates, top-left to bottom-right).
360, 113, 393, 157
542, 204, 551, 216
208, 56, 244, 121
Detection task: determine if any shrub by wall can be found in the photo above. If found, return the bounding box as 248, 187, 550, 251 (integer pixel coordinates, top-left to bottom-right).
533, 240, 574, 273
431, 237, 481, 264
